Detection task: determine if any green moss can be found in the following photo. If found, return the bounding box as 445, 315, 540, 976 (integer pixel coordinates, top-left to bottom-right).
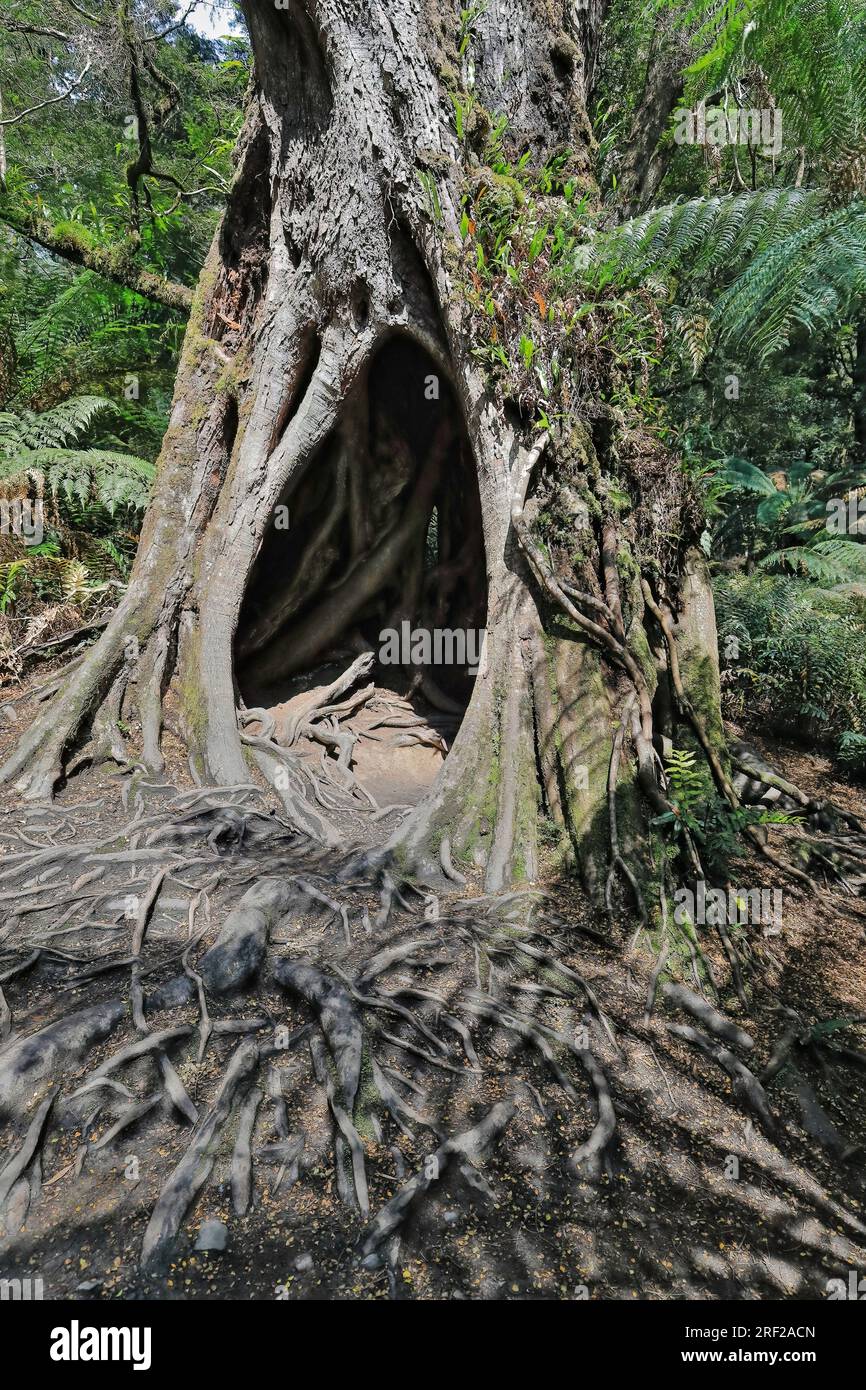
389, 839, 411, 875
51, 220, 96, 254
453, 696, 501, 864
353, 1046, 379, 1143
177, 624, 208, 754
626, 622, 658, 694
437, 59, 459, 89
215, 344, 250, 396
101, 240, 137, 278
512, 727, 540, 882
490, 171, 526, 205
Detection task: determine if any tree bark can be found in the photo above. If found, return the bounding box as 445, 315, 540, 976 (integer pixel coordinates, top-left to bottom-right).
615, 13, 688, 216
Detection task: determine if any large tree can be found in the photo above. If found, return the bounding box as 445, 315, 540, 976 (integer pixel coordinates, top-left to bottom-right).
0, 0, 733, 907
5, 0, 866, 1300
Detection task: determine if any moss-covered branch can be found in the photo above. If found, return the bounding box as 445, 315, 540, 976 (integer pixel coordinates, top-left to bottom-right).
1, 211, 193, 312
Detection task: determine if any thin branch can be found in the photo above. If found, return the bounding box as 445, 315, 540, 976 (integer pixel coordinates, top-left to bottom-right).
143, 3, 196, 42
60, 0, 103, 24
1, 21, 71, 41
0, 62, 92, 127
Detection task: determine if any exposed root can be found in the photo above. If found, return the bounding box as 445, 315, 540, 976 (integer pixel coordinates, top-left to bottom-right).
460, 993, 616, 1178
359, 1097, 516, 1260
272, 959, 363, 1114
140, 1038, 260, 1275
231, 1086, 263, 1216
661, 981, 754, 1051
0, 773, 862, 1298
310, 1032, 369, 1217
605, 695, 647, 925
439, 833, 466, 886
667, 1022, 778, 1137
0, 1088, 55, 1207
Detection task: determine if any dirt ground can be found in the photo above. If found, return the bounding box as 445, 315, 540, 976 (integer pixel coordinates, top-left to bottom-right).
1, 665, 865, 1302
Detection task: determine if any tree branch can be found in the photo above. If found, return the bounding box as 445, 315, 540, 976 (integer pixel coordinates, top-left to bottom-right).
1, 21, 71, 41
59, 0, 103, 25
144, 3, 196, 43
0, 213, 193, 311
0, 62, 92, 127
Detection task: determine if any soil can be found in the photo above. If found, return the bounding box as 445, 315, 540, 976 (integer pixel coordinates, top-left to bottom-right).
1, 659, 865, 1302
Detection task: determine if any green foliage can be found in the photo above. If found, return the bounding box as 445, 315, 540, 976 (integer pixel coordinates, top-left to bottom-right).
0, 3, 249, 285
838, 730, 866, 773
588, 190, 866, 361
0, 260, 181, 410
0, 4, 245, 627
457, 119, 662, 423
586, 0, 866, 633
458, 3, 488, 57
715, 574, 866, 755
0, 3, 249, 471
0, 396, 154, 617
671, 0, 866, 156
656, 746, 800, 877
0, 397, 155, 512
700, 453, 866, 582
664, 745, 707, 813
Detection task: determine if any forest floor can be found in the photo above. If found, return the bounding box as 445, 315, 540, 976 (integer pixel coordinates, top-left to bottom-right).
1, 659, 865, 1302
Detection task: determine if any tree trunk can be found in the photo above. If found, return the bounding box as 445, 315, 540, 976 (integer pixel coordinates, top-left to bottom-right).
0, 0, 726, 906
615, 13, 688, 216
853, 321, 866, 463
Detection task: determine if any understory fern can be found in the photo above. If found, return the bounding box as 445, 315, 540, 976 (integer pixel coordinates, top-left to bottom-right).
0, 396, 154, 618
715, 574, 866, 756
0, 398, 155, 512
2, 267, 179, 409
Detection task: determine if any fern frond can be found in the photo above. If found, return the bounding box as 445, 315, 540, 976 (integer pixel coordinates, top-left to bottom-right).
667, 0, 866, 155
587, 188, 825, 287
670, 306, 712, 371
0, 397, 114, 452
0, 448, 155, 512
586, 191, 866, 361
760, 537, 866, 583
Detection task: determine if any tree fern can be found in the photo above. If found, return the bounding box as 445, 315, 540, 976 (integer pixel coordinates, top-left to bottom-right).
0, 447, 155, 512
587, 190, 866, 360
760, 537, 866, 583
590, 188, 825, 285
0, 396, 114, 450
715, 573, 866, 749
714, 200, 866, 358
4, 272, 166, 407
717, 456, 779, 496
663, 0, 866, 156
